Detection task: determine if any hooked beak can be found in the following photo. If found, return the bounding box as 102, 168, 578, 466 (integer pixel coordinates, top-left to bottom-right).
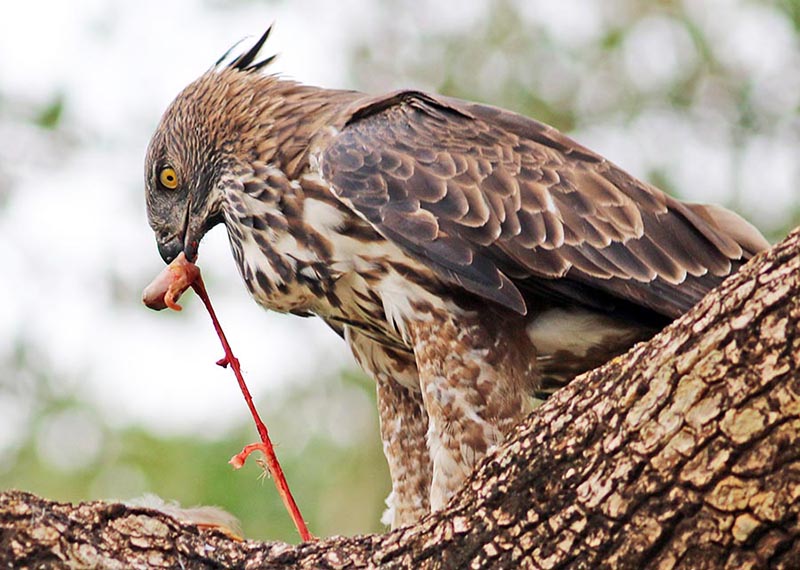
157, 235, 199, 264
157, 202, 200, 264
156, 202, 222, 264
157, 236, 185, 265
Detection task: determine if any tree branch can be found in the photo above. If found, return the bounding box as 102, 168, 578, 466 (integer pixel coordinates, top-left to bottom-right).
2, 228, 799, 569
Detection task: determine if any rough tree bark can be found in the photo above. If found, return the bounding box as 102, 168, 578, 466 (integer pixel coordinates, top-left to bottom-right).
2, 228, 799, 570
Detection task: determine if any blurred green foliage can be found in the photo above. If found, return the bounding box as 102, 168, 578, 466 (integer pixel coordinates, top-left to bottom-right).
34, 95, 64, 130
0, 345, 389, 541
775, 0, 800, 30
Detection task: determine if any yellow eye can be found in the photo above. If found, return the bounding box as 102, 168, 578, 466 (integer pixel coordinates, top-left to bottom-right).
159, 167, 179, 189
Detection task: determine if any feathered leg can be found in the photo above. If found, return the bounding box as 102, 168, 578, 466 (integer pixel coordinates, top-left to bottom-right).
409, 310, 537, 511
346, 329, 432, 528
375, 374, 432, 527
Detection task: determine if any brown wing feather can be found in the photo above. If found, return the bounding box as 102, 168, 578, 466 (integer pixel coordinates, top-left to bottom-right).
322, 91, 769, 318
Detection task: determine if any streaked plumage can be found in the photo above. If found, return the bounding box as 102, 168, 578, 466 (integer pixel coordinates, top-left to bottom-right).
144, 28, 769, 528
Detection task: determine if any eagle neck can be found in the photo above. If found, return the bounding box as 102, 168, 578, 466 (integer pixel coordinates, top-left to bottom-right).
254, 80, 362, 179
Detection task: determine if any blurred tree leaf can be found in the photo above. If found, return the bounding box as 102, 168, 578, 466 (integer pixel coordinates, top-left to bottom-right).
35, 95, 64, 130
775, 0, 800, 32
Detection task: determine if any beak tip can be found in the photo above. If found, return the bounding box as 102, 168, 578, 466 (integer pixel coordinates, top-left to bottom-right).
157, 238, 183, 265
183, 240, 199, 263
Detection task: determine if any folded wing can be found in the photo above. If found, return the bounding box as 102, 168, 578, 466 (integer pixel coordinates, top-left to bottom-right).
321, 91, 768, 319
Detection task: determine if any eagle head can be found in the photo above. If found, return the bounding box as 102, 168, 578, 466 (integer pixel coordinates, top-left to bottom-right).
144, 28, 277, 264
144, 96, 226, 264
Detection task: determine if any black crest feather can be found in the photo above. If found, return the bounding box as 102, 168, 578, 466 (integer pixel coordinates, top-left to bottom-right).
217, 25, 278, 72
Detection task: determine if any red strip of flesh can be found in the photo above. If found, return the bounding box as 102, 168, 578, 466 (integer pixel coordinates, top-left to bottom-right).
142, 253, 313, 541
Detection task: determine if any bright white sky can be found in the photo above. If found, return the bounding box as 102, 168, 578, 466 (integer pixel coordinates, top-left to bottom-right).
0, 0, 797, 461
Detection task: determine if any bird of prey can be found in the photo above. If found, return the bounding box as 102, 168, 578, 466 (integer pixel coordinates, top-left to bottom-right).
144, 28, 769, 528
